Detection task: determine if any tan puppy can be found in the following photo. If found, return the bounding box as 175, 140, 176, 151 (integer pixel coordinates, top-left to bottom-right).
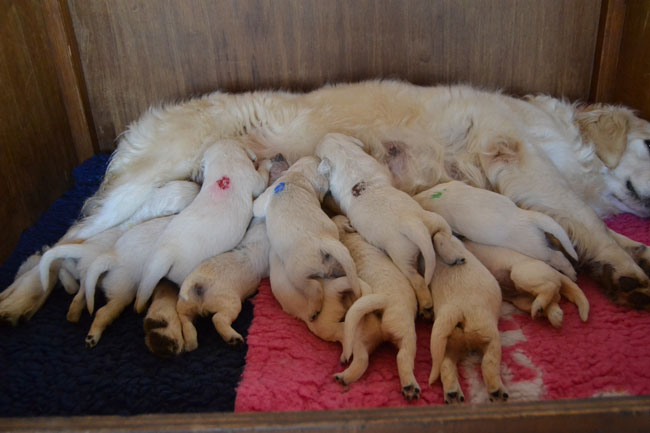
414, 181, 578, 279
144, 280, 185, 357
82, 216, 173, 347
428, 234, 507, 404
177, 218, 270, 350
316, 133, 465, 318
135, 139, 271, 313
463, 240, 589, 328
331, 215, 421, 400
253, 156, 360, 320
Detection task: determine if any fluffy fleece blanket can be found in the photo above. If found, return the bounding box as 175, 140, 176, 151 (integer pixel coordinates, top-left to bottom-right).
235, 214, 650, 411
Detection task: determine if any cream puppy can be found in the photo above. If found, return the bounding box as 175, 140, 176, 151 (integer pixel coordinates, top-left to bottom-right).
144, 280, 185, 357
414, 181, 578, 279
332, 215, 421, 400
315, 133, 465, 318
428, 234, 507, 404
254, 156, 360, 320
177, 218, 269, 350
134, 139, 271, 313
463, 240, 589, 327
81, 216, 173, 347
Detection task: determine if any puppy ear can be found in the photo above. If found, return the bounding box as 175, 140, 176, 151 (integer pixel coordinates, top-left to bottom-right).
575, 106, 629, 169
318, 158, 332, 177
244, 147, 258, 162
349, 136, 365, 148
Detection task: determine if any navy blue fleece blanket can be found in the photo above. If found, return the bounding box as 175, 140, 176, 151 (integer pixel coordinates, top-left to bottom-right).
0, 155, 252, 417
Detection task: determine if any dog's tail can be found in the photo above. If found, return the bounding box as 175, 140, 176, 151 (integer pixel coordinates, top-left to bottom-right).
428, 306, 464, 385
526, 210, 578, 261
39, 244, 87, 291
135, 252, 173, 314
320, 238, 361, 298
559, 274, 590, 322
84, 254, 118, 314
178, 271, 203, 302
400, 221, 437, 285
342, 293, 388, 362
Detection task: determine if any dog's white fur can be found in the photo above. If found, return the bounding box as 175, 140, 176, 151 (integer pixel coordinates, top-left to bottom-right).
3, 80, 650, 322
332, 215, 421, 400
428, 234, 507, 403
316, 133, 466, 317
463, 240, 589, 328
134, 139, 270, 313
81, 216, 174, 347
176, 218, 270, 350
413, 181, 577, 278
254, 156, 360, 319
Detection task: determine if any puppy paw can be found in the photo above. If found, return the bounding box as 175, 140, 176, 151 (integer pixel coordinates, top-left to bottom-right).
627, 245, 650, 278
596, 262, 650, 310
444, 390, 465, 404
85, 334, 99, 349
419, 306, 434, 320
546, 303, 564, 328
227, 334, 245, 346
333, 373, 347, 385
145, 330, 183, 357
489, 388, 509, 402
401, 384, 421, 401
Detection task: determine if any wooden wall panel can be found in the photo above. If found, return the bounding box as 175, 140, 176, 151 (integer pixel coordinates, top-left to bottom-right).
68, 0, 603, 152
0, 0, 80, 263
611, 0, 650, 119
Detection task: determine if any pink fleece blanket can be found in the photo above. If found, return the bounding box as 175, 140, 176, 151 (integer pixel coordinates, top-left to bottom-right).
235, 214, 650, 411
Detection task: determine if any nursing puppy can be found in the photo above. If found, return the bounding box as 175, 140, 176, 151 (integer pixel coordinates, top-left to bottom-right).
463, 240, 589, 328
413, 181, 577, 279
176, 218, 269, 350
428, 234, 507, 404
332, 215, 421, 400
81, 216, 173, 347
316, 133, 465, 318
144, 280, 185, 357
253, 156, 360, 319
134, 139, 271, 313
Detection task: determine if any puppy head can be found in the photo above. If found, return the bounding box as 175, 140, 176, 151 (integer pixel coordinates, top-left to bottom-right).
288, 156, 330, 198
577, 105, 650, 217
201, 138, 254, 180
315, 133, 369, 173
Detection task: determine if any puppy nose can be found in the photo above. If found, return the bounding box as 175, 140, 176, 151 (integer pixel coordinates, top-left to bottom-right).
626, 180, 641, 200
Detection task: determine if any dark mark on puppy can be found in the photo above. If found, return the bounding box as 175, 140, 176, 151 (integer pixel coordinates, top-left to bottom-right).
351, 181, 366, 197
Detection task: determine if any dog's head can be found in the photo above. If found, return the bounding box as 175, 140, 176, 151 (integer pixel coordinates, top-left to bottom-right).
576, 105, 650, 217
200, 138, 257, 181
287, 156, 330, 199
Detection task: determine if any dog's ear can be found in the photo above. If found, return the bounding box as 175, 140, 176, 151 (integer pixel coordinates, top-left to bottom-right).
318, 158, 332, 178
243, 146, 258, 162
575, 106, 629, 169
349, 136, 365, 148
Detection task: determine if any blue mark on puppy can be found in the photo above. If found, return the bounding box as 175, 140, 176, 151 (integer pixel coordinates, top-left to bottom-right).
274, 182, 286, 194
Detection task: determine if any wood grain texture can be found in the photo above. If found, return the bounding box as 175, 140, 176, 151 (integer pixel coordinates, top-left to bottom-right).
590, 0, 626, 102
0, 0, 79, 263
67, 0, 603, 152
612, 0, 650, 119
1, 396, 649, 433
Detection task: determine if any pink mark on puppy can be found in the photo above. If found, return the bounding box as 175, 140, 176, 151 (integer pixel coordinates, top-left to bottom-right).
210, 176, 231, 199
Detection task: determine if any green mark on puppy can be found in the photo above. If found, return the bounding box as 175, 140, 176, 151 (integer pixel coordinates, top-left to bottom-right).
431, 191, 443, 199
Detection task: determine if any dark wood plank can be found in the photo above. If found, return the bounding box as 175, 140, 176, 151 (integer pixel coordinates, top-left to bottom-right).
67, 0, 603, 152
1, 396, 649, 433
0, 0, 79, 263
612, 0, 650, 120
590, 0, 626, 103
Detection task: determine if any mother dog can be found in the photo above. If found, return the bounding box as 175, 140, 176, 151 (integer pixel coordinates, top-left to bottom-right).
1, 80, 649, 323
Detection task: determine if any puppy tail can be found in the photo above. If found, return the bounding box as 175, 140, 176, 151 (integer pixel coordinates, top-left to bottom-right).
39, 244, 87, 292
136, 252, 173, 314
178, 273, 200, 302
527, 210, 578, 261
429, 307, 463, 385
342, 294, 388, 362
400, 221, 437, 285
320, 238, 361, 297
559, 275, 590, 322
84, 253, 117, 315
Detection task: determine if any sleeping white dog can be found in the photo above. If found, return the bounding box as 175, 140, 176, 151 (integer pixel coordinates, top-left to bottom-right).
413, 181, 578, 279
82, 216, 174, 347
315, 133, 466, 318
176, 218, 270, 350
253, 156, 360, 320
134, 139, 271, 313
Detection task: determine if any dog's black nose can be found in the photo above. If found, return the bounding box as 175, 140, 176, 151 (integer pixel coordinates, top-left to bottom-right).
626, 180, 641, 200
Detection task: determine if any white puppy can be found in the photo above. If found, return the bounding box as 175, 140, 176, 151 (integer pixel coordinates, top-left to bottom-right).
332, 215, 421, 400
176, 218, 270, 350
315, 133, 465, 318
254, 156, 360, 320
81, 216, 173, 347
463, 239, 589, 327
134, 139, 270, 313
428, 234, 507, 404
413, 181, 577, 279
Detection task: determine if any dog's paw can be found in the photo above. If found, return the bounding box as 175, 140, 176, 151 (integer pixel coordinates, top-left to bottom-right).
227, 334, 245, 346
145, 330, 183, 357
143, 317, 168, 332
545, 303, 564, 328
489, 387, 509, 402
444, 390, 465, 404
85, 334, 99, 348
596, 261, 650, 310
419, 306, 434, 320
401, 384, 421, 401
628, 245, 650, 278
333, 373, 347, 386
